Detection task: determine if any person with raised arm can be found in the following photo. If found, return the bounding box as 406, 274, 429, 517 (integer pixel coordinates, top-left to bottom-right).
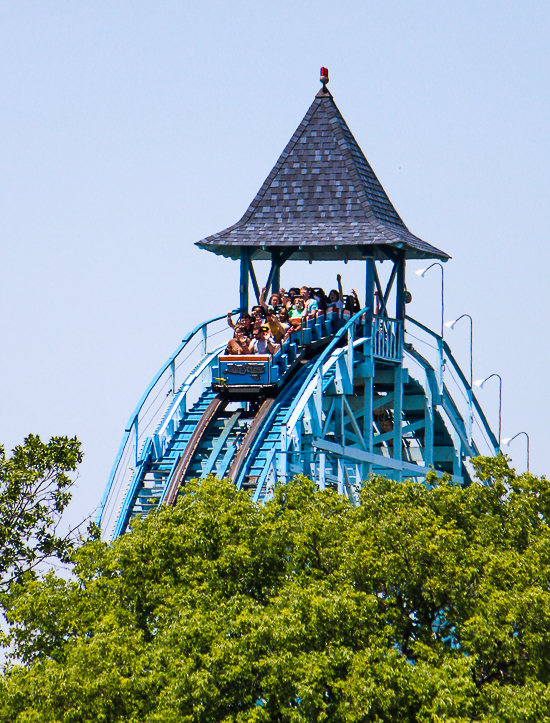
225, 325, 253, 355
259, 287, 281, 313
327, 274, 344, 311
250, 324, 280, 355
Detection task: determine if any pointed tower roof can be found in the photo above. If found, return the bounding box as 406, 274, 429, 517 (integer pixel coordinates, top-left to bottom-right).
196, 82, 449, 262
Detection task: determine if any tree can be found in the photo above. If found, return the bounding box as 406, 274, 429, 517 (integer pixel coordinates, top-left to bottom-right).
0, 434, 82, 591
2, 456, 550, 721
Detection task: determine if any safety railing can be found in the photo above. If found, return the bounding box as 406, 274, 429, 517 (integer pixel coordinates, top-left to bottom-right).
372, 315, 402, 362
405, 315, 499, 455
97, 309, 240, 538
284, 307, 369, 438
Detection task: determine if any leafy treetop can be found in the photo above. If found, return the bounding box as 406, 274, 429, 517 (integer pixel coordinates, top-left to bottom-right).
2, 455, 550, 722
0, 434, 82, 591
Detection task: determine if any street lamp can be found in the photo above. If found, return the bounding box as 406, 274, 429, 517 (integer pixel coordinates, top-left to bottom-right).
444, 314, 473, 387
445, 314, 473, 443
474, 373, 502, 451
415, 263, 445, 338
501, 432, 530, 472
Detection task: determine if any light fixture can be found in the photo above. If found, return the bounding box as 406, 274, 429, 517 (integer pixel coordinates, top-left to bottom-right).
414, 263, 444, 338
501, 431, 530, 472
445, 314, 474, 441
474, 374, 502, 450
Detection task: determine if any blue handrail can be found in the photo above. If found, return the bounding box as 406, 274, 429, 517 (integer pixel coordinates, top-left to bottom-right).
97, 309, 240, 525
283, 307, 369, 426
405, 315, 499, 451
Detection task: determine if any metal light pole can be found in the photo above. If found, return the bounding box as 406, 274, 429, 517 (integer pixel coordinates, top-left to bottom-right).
415, 263, 445, 339
501, 432, 530, 472
474, 373, 503, 452
416, 263, 445, 393
445, 314, 473, 443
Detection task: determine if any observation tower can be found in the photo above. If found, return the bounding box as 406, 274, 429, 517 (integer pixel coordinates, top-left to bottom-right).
98, 70, 499, 540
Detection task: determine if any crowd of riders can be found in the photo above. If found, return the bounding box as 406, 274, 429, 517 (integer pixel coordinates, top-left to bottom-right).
225, 275, 361, 356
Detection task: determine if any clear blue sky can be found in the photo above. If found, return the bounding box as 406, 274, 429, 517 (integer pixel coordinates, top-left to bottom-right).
1, 1, 548, 526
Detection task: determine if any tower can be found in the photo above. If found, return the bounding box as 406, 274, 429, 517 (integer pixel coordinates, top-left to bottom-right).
98, 71, 498, 540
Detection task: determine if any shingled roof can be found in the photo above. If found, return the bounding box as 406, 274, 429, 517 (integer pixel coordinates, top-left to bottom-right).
196, 85, 449, 262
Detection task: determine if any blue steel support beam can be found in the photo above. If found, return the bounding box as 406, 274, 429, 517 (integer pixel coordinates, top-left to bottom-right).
240, 247, 250, 312
396, 251, 406, 321
248, 260, 260, 304
365, 258, 375, 333
393, 365, 403, 480
264, 249, 293, 296
272, 250, 281, 294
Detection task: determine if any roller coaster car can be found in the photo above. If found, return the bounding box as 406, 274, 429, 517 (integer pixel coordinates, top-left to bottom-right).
212, 310, 351, 399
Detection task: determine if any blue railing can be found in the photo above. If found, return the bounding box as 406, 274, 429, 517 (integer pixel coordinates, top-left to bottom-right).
405, 315, 499, 454
97, 309, 240, 537
373, 315, 402, 362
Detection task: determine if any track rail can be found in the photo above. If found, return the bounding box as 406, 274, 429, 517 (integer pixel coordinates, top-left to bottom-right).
227, 398, 275, 484
164, 395, 226, 505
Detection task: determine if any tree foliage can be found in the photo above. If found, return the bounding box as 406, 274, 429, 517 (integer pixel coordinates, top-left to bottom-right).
0, 434, 82, 591
2, 456, 550, 721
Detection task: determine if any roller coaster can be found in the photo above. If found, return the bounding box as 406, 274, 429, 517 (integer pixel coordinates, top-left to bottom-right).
98, 71, 499, 541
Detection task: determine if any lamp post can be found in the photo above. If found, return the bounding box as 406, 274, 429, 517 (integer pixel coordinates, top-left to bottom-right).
474, 373, 502, 452
416, 263, 445, 393
445, 314, 473, 443
415, 263, 445, 339
501, 432, 530, 473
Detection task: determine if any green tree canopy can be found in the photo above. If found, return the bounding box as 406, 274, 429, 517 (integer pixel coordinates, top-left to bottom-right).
2, 456, 550, 721
0, 434, 82, 591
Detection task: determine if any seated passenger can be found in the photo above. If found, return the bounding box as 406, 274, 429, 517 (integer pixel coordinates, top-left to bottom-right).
313, 287, 328, 312
293, 296, 306, 317
251, 316, 263, 338
265, 308, 289, 344
327, 274, 344, 311
251, 305, 264, 320
260, 287, 282, 313
276, 306, 291, 333
250, 324, 280, 355
346, 289, 361, 313
300, 286, 319, 314
288, 298, 304, 330
239, 313, 254, 336
225, 325, 252, 355
226, 311, 254, 337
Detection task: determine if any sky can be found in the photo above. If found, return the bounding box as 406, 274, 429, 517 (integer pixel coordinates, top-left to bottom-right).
1, 1, 548, 528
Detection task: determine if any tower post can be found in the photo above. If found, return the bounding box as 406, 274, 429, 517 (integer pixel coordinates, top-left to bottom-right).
395, 251, 406, 321
239, 247, 249, 312
365, 257, 375, 332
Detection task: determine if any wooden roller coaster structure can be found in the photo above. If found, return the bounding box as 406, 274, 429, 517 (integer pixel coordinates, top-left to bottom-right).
98, 71, 499, 541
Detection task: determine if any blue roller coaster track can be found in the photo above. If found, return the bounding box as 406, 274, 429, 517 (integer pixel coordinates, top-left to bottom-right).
98, 72, 500, 541
98, 307, 498, 541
